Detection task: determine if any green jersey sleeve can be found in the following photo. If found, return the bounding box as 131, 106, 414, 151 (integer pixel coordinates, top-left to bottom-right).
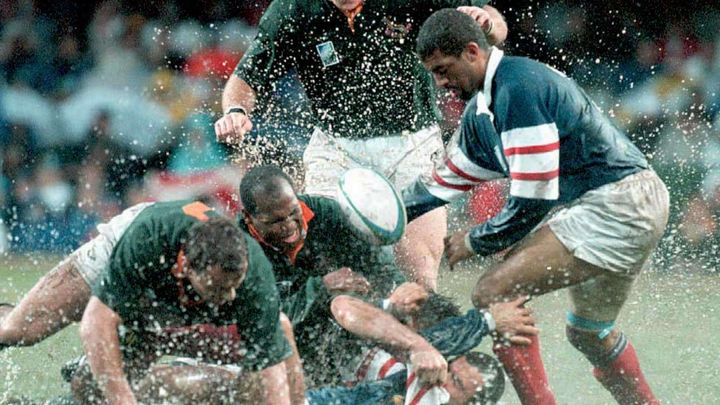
233, 235, 293, 371
233, 0, 298, 94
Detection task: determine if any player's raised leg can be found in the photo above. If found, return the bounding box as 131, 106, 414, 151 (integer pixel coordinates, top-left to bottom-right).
0, 259, 89, 348
470, 226, 609, 405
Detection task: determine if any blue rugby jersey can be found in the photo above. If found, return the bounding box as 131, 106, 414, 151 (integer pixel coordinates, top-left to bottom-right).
403, 48, 648, 256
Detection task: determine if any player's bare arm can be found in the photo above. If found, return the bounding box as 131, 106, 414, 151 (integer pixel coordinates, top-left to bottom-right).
215, 74, 257, 144
79, 297, 136, 405
330, 295, 448, 386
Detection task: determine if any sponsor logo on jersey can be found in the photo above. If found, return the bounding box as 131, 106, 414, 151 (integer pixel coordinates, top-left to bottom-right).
316, 41, 340, 67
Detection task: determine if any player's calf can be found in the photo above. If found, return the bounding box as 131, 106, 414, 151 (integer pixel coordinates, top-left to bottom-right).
566, 314, 659, 405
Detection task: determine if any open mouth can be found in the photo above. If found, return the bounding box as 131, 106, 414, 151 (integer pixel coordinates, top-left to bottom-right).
282, 228, 300, 244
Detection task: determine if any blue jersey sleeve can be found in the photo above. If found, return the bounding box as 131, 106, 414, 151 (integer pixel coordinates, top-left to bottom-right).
403, 99, 504, 222
466, 80, 561, 255
418, 309, 492, 358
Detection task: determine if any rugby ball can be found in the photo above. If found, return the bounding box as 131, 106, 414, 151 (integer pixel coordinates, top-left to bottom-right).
336, 168, 407, 246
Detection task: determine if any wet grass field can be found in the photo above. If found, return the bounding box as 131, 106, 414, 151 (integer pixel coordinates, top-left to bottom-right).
1, 254, 718, 404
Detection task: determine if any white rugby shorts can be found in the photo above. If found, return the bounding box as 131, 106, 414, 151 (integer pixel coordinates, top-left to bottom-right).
547, 170, 669, 321
302, 125, 443, 196
67, 202, 154, 286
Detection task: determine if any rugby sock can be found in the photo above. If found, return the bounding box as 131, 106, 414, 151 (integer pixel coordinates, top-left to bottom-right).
493, 334, 556, 405
593, 341, 659, 405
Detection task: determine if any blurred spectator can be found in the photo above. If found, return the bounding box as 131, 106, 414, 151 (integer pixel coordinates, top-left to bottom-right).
168, 112, 228, 174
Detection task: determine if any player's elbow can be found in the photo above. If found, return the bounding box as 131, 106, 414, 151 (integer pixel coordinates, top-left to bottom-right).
330, 295, 359, 328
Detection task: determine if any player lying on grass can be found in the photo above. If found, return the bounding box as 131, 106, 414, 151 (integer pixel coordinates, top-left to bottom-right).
62, 288, 535, 404
402, 9, 670, 404
1, 201, 304, 405
0, 164, 403, 388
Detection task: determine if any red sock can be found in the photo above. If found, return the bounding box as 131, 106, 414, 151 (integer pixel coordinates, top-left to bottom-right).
593, 342, 659, 405
493, 334, 556, 405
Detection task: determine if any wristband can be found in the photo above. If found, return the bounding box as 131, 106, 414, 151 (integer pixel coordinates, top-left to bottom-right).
480, 309, 496, 332
225, 106, 247, 116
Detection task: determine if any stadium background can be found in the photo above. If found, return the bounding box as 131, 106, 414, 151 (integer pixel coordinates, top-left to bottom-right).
1, 0, 719, 403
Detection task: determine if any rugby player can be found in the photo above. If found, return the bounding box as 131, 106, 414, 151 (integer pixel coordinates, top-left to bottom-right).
214, 0, 508, 292
402, 9, 669, 405
237, 164, 409, 386
0, 201, 304, 404
94, 286, 537, 404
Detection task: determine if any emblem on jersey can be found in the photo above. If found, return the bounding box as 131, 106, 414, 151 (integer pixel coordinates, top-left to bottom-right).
316, 41, 340, 67
383, 17, 411, 42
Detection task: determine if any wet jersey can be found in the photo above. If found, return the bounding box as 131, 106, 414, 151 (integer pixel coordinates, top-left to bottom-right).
403, 48, 649, 256
92, 200, 291, 371
235, 0, 489, 139
306, 309, 493, 404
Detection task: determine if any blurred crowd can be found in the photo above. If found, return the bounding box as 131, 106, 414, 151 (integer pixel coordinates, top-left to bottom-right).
0, 0, 717, 271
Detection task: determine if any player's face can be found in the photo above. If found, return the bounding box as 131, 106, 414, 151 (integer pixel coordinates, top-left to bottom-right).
330, 0, 364, 12
247, 182, 305, 251
445, 356, 484, 404
424, 49, 479, 101
188, 263, 247, 307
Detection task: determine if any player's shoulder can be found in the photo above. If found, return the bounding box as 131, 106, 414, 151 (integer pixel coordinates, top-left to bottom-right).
495, 56, 567, 95
264, 0, 326, 21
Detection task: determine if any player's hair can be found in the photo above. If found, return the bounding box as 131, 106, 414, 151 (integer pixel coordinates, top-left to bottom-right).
415, 293, 462, 329
185, 217, 248, 274
416, 8, 489, 60
240, 165, 296, 216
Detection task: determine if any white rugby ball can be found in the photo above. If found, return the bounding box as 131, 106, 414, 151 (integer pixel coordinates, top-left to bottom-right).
337, 168, 407, 246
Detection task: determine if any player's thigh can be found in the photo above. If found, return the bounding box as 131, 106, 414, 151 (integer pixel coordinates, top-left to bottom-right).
398, 206, 447, 254
471, 225, 605, 308
384, 125, 443, 189
17, 259, 90, 322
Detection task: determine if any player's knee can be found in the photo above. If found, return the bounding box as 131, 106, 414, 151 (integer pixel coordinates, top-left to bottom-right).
566, 313, 626, 367
471, 278, 505, 309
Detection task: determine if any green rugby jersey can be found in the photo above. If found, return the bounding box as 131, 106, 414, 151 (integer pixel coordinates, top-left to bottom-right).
241, 194, 405, 326
235, 0, 490, 139
92, 200, 291, 371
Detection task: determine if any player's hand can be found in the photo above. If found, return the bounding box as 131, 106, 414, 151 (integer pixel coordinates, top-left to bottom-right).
443, 230, 475, 270
409, 341, 448, 387
214, 111, 253, 144
387, 282, 429, 317
457, 6, 493, 34
323, 267, 371, 295
489, 296, 539, 346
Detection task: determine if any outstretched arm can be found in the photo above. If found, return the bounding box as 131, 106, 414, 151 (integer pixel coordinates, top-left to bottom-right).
80, 297, 135, 405
215, 74, 257, 144
330, 295, 447, 386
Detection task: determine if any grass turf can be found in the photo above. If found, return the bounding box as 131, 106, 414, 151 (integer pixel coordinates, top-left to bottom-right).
1, 253, 718, 404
